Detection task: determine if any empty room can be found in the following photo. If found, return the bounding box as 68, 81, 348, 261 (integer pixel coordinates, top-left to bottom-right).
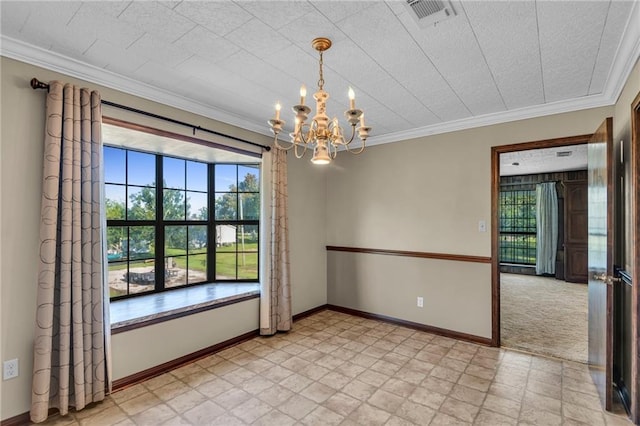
1, 1, 640, 425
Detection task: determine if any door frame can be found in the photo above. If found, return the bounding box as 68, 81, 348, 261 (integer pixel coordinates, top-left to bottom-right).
490, 134, 591, 347
631, 92, 640, 423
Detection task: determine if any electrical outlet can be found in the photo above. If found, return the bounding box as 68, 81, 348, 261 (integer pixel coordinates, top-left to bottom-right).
3, 359, 18, 380
417, 297, 424, 308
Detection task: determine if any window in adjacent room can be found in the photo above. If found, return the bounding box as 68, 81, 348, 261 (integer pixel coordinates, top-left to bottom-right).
499, 189, 537, 265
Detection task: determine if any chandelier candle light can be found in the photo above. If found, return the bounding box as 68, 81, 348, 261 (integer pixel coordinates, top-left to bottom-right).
268, 37, 371, 164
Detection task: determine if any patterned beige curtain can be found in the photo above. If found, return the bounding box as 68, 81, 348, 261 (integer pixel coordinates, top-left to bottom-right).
31, 81, 110, 423
260, 148, 292, 335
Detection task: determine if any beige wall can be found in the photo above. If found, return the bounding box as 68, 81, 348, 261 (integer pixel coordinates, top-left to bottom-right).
111, 300, 259, 380
0, 57, 327, 420
326, 104, 615, 339
287, 156, 328, 315
327, 252, 492, 337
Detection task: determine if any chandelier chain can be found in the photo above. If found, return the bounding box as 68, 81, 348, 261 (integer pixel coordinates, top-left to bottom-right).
318, 51, 325, 90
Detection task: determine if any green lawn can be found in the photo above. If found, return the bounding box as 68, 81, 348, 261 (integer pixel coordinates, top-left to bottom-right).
216, 243, 259, 278
167, 246, 258, 279
216, 252, 258, 279
165, 248, 206, 272
216, 242, 258, 252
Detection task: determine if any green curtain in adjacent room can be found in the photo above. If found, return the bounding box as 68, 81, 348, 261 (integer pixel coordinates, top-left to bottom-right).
535, 182, 558, 275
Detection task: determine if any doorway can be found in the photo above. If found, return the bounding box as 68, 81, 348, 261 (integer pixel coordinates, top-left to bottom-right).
497, 142, 589, 362
490, 134, 592, 349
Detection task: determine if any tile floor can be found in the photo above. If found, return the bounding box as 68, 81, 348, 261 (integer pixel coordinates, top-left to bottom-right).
37, 310, 631, 425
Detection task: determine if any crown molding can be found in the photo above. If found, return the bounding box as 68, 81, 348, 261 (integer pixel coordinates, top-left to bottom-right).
366, 93, 614, 146
0, 36, 272, 139
602, 0, 640, 103
3, 0, 639, 149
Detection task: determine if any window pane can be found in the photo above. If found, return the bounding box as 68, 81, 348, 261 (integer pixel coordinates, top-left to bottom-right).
216, 253, 236, 279
215, 164, 237, 192
237, 252, 258, 279
164, 157, 185, 190
128, 226, 155, 260
239, 225, 258, 251
166, 225, 187, 254
127, 187, 155, 220
165, 255, 186, 288
188, 224, 208, 285
124, 258, 155, 295
187, 161, 207, 191
127, 151, 155, 186
108, 262, 128, 298
188, 251, 207, 284
164, 189, 186, 220
215, 193, 237, 220
187, 191, 208, 220
239, 193, 260, 220
236, 225, 253, 253
188, 225, 207, 252
238, 165, 259, 191
105, 185, 125, 220
164, 226, 187, 287
104, 146, 125, 184
107, 226, 129, 299
216, 225, 236, 251
107, 226, 126, 261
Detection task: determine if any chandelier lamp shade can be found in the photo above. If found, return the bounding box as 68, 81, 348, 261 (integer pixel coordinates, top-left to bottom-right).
268, 37, 371, 165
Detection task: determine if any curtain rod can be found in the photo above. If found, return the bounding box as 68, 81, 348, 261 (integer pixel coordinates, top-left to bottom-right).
30, 78, 271, 152
499, 180, 560, 187
499, 181, 536, 187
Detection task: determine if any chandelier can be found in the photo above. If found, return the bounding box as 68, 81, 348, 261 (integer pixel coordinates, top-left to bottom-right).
268, 37, 371, 165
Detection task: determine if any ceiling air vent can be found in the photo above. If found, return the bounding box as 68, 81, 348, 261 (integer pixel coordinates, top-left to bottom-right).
557, 151, 573, 157
405, 0, 456, 27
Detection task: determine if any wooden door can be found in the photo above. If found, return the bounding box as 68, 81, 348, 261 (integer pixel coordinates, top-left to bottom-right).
588, 117, 614, 410
564, 181, 588, 282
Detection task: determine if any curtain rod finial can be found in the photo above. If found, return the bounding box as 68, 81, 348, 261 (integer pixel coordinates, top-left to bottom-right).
30, 78, 49, 91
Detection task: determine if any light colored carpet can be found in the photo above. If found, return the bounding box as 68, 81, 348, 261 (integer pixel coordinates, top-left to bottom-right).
501, 273, 588, 363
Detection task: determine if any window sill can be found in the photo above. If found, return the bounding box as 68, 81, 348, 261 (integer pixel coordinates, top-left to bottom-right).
110, 283, 260, 334
499, 263, 536, 268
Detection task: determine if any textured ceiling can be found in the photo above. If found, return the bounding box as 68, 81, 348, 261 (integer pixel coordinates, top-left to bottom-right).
1, 0, 639, 147
500, 144, 587, 176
